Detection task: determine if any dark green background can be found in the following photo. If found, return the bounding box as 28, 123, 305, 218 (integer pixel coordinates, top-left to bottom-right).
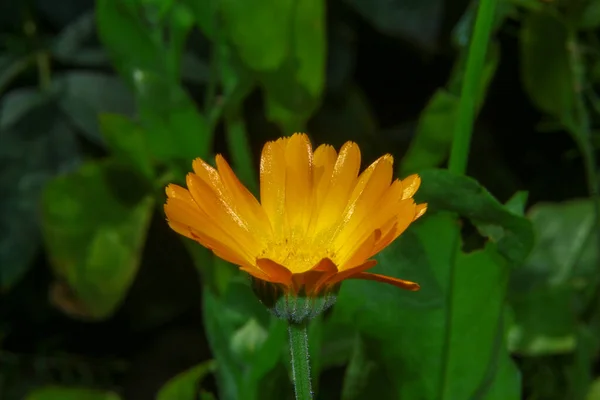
0, 0, 599, 399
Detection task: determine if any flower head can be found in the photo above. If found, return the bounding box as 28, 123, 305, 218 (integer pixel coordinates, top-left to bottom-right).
164, 133, 426, 297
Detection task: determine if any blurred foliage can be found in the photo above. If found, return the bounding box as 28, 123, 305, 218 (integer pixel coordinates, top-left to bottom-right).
1, 0, 599, 399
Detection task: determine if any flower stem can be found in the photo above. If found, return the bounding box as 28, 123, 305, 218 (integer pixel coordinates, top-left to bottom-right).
448, 0, 497, 175
288, 321, 313, 400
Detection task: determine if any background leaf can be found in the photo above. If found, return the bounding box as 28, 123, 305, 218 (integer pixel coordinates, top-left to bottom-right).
156, 361, 215, 400
41, 160, 154, 319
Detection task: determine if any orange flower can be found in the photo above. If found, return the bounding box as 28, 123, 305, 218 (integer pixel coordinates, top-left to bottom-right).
164, 133, 426, 295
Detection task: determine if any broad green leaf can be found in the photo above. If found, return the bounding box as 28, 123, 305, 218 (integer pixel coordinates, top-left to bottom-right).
220, 0, 293, 71
0, 90, 80, 291
134, 71, 212, 167
508, 199, 598, 355
97, 0, 210, 166
340, 334, 377, 400
521, 10, 576, 129
416, 168, 534, 265
51, 11, 109, 67
508, 285, 576, 355
99, 114, 154, 181
203, 282, 286, 400
157, 361, 216, 400
42, 160, 153, 319
25, 387, 120, 400
54, 72, 135, 146
579, 0, 600, 30
183, 0, 217, 37
96, 0, 163, 83
481, 345, 521, 400
566, 327, 599, 400
263, 0, 326, 131
0, 87, 51, 130
333, 214, 519, 399
588, 377, 600, 400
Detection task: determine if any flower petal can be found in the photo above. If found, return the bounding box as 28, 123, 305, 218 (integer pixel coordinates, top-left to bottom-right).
334, 154, 393, 249
298, 258, 337, 295
260, 139, 287, 236
313, 141, 361, 234
215, 154, 272, 236
284, 133, 313, 231
186, 173, 259, 259
349, 272, 420, 291
256, 258, 294, 285
318, 259, 378, 292
414, 203, 428, 221
401, 174, 421, 200
369, 200, 417, 257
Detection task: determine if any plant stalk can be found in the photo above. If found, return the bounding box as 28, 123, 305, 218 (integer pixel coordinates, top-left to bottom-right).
288, 321, 313, 400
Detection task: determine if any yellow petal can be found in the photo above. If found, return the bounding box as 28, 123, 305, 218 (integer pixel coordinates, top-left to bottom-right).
334, 154, 393, 247
334, 177, 402, 265
313, 141, 361, 234
322, 260, 378, 290
284, 133, 313, 231
414, 203, 428, 221
186, 173, 258, 260
215, 154, 272, 236
349, 272, 420, 291
260, 139, 287, 236
401, 174, 421, 200
256, 258, 293, 285
368, 200, 417, 258
164, 200, 251, 267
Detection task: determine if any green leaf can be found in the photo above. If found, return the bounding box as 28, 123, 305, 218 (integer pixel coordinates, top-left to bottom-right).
340, 334, 377, 400
157, 361, 216, 400
54, 72, 135, 146
97, 0, 211, 166
203, 283, 286, 400
262, 0, 326, 131
0, 90, 81, 291
96, 0, 168, 83
25, 387, 120, 400
520, 10, 576, 129
99, 114, 154, 180
579, 0, 600, 30
416, 168, 534, 265
51, 11, 109, 67
566, 326, 599, 400
333, 214, 520, 399
183, 0, 217, 37
587, 377, 600, 400
508, 199, 598, 355
135, 71, 212, 167
41, 160, 154, 319
220, 0, 293, 71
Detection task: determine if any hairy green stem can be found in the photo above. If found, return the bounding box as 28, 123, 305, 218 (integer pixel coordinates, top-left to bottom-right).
288, 322, 313, 400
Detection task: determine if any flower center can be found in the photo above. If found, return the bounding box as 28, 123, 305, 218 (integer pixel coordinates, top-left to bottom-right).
261, 228, 335, 274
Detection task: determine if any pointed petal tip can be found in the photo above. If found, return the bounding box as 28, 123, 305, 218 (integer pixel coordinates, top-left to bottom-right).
414, 203, 428, 220
350, 272, 420, 291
